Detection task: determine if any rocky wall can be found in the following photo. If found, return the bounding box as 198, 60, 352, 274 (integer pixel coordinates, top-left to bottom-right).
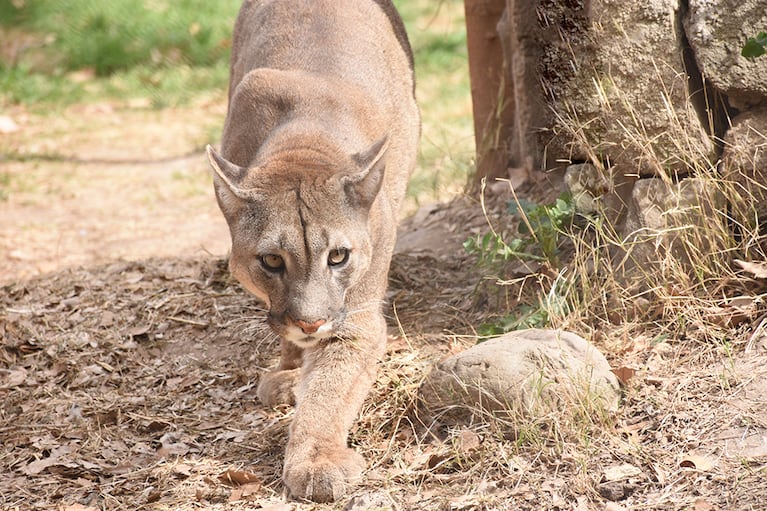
492, 0, 767, 264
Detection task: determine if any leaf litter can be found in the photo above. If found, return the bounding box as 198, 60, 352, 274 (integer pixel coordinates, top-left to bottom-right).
1, 195, 767, 510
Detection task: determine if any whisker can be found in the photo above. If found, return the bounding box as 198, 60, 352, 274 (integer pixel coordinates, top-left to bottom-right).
229, 313, 281, 351
345, 300, 386, 317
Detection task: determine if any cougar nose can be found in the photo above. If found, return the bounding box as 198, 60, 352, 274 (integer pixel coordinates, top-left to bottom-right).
293, 318, 327, 334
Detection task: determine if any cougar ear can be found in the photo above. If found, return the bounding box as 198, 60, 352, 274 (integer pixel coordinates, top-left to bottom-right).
342, 135, 389, 209
206, 145, 253, 199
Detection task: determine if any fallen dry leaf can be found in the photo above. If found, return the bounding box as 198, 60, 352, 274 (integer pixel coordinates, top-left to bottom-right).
259, 504, 294, 511
1, 367, 28, 389
123, 271, 145, 284
728, 295, 758, 308
540, 477, 565, 492
645, 375, 670, 387
693, 498, 717, 511
651, 462, 668, 485
426, 451, 452, 470
611, 366, 636, 386
228, 482, 261, 503
157, 432, 190, 457
680, 454, 716, 471
59, 505, 99, 511
145, 489, 162, 504
456, 429, 481, 453
703, 295, 759, 328
24, 443, 77, 475
706, 308, 751, 328
173, 463, 193, 477
99, 311, 115, 327
386, 335, 410, 353
165, 373, 200, 391
572, 495, 590, 511
735, 259, 767, 279
446, 494, 481, 510
218, 468, 262, 487
125, 324, 151, 337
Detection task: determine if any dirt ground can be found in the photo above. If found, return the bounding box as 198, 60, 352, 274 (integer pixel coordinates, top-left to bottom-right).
0, 98, 230, 283
2, 100, 767, 511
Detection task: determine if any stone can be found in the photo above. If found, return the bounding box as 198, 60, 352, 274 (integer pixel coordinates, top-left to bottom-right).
620, 177, 726, 279
488, 0, 767, 267
598, 481, 633, 501
418, 329, 620, 422
564, 163, 612, 216
0, 115, 19, 134
684, 0, 767, 110
721, 107, 767, 237
498, 0, 715, 178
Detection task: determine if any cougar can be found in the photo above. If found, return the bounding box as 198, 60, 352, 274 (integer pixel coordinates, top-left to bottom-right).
206, 0, 419, 502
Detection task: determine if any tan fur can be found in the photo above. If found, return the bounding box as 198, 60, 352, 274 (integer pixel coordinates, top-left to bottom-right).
206, 0, 419, 502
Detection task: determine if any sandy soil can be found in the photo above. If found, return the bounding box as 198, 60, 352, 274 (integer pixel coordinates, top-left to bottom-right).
0, 98, 230, 283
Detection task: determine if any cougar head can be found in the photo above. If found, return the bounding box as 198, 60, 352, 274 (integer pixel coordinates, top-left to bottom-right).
207, 136, 388, 348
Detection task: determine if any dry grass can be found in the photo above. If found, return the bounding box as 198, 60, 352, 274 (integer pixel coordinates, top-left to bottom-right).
554, 86, 767, 345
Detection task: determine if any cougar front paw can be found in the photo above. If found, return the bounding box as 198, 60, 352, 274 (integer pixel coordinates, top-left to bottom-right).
283, 447, 365, 503
257, 368, 299, 407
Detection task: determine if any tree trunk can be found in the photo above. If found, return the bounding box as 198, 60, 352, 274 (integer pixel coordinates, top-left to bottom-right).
464, 0, 514, 190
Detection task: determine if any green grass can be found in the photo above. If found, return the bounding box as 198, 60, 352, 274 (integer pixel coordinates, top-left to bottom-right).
0, 0, 238, 74
0, 64, 86, 105
0, 0, 240, 107
395, 0, 474, 207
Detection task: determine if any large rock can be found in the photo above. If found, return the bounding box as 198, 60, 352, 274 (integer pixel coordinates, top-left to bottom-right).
499, 0, 715, 179
721, 107, 767, 239
419, 329, 620, 422
684, 0, 767, 109
620, 177, 726, 280
490, 0, 765, 272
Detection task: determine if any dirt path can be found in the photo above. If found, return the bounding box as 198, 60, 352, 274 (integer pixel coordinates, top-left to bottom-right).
0, 98, 230, 283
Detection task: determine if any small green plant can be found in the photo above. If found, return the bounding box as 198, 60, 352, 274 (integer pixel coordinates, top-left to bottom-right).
463, 193, 575, 267
476, 268, 571, 337
464, 193, 575, 336
742, 32, 767, 60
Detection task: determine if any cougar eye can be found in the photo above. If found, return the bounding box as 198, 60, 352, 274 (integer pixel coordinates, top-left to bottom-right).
328, 248, 349, 267
259, 254, 285, 272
